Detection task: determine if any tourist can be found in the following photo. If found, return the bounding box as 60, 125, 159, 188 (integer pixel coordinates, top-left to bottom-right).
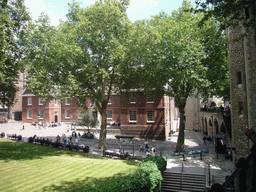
203, 135, 206, 144
145, 140, 149, 149
152, 146, 156, 156
119, 145, 123, 154
146, 148, 151, 157
140, 145, 144, 152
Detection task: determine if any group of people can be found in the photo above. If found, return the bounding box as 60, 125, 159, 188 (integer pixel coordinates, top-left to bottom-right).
139, 140, 156, 157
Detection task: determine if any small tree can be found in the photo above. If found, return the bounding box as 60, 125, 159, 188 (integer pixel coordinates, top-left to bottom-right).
78, 112, 98, 133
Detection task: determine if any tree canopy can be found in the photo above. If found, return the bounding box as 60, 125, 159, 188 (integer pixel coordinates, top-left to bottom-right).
132, 0, 228, 151
24, 0, 134, 150
196, 0, 256, 30
0, 0, 30, 107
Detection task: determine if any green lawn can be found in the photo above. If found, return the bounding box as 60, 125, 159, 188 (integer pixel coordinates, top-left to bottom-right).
0, 139, 139, 192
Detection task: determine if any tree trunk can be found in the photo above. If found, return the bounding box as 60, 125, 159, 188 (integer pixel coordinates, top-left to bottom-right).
176, 107, 185, 152
98, 107, 107, 150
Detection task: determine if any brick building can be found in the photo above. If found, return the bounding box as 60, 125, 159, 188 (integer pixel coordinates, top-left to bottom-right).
21, 89, 178, 140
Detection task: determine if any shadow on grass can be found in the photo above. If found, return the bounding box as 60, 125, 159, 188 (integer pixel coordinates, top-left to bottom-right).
0, 139, 102, 162
0, 139, 141, 168
42, 173, 129, 192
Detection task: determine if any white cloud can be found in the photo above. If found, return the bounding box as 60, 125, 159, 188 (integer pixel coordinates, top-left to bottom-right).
24, 0, 61, 26
128, 0, 159, 11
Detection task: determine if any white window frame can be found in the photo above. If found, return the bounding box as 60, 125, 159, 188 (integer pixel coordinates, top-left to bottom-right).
39, 98, 43, 105
147, 111, 155, 122
130, 94, 136, 104
54, 98, 58, 105
28, 98, 32, 106
147, 95, 154, 103
107, 97, 112, 105
27, 110, 32, 119
65, 98, 70, 105
129, 111, 137, 122
65, 110, 71, 119
38, 110, 44, 119
107, 110, 112, 119
90, 102, 95, 108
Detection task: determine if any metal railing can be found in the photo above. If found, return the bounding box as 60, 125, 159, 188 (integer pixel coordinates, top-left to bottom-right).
222, 151, 255, 191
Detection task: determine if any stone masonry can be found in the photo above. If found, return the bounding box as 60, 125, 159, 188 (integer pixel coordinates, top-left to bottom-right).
228, 14, 255, 163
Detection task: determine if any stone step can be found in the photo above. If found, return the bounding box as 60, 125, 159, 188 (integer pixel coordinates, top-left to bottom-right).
161, 172, 206, 192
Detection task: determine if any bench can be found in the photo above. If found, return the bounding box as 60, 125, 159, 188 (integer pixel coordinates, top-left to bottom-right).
171, 149, 209, 160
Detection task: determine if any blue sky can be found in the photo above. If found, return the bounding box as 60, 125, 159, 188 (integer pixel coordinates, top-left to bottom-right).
24, 0, 197, 26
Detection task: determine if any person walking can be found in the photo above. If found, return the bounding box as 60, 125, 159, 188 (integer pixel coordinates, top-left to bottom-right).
203, 135, 206, 145
151, 146, 156, 156
144, 140, 149, 149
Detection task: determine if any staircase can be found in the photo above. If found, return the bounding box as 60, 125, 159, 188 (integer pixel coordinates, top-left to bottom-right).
161, 172, 206, 192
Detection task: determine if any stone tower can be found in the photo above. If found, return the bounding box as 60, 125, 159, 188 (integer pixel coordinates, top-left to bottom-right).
228, 9, 256, 163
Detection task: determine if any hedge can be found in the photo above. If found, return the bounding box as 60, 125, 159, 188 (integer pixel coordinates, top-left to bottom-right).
80, 156, 166, 192
142, 155, 167, 173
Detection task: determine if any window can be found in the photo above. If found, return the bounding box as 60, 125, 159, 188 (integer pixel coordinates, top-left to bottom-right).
107, 110, 112, 119
66, 98, 70, 105
130, 94, 136, 103
129, 111, 137, 122
239, 102, 243, 115
107, 97, 112, 105
28, 98, 32, 105
93, 111, 98, 119
39, 98, 43, 105
147, 111, 155, 122
55, 98, 58, 105
237, 71, 242, 85
27, 110, 32, 119
175, 108, 180, 118
147, 95, 154, 103
65, 110, 70, 118
38, 110, 44, 119
90, 102, 95, 108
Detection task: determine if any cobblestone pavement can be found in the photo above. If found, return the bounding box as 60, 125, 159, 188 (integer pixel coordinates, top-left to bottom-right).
0, 121, 235, 186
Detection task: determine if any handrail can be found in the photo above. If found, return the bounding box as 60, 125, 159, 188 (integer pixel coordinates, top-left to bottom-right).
222, 152, 254, 190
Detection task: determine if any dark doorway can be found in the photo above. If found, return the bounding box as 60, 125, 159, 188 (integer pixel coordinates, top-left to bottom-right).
55, 111, 58, 123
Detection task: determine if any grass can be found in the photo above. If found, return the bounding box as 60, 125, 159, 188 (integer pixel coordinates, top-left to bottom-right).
0, 139, 139, 192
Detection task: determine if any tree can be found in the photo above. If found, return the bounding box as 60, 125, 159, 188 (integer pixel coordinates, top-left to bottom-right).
134, 0, 227, 152
195, 0, 256, 30
24, 0, 134, 150
77, 112, 98, 133
0, 0, 30, 107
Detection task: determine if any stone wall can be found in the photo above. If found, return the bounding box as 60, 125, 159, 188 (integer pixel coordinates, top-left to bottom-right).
228, 21, 251, 162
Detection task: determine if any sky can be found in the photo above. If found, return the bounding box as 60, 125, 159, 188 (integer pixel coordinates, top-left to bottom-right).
24, 0, 197, 26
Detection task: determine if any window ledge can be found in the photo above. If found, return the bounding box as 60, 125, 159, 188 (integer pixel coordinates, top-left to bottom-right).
147, 121, 155, 123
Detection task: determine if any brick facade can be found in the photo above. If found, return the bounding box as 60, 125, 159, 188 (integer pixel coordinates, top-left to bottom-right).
21, 90, 177, 140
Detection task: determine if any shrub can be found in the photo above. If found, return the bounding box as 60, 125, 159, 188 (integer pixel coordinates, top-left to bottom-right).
81, 161, 163, 192
142, 156, 167, 172
139, 161, 162, 191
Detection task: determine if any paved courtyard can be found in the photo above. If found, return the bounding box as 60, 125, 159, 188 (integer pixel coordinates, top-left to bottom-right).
0, 121, 235, 186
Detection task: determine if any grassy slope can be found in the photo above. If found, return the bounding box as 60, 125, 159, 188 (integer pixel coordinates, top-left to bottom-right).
0, 139, 139, 192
